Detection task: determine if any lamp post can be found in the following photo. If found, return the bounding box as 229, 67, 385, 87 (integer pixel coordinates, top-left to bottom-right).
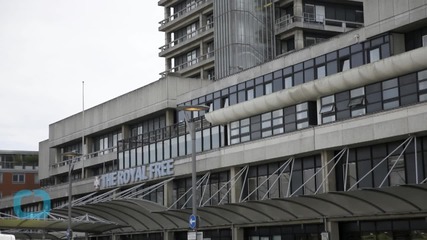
177, 105, 209, 230
63, 151, 82, 240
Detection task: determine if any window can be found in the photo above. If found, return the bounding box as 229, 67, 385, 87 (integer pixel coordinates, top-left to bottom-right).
187, 49, 198, 66
13, 174, 25, 184
0, 173, 2, 183
316, 65, 326, 79
320, 95, 336, 124
340, 58, 350, 71
247, 88, 254, 100
186, 22, 197, 38
423, 35, 427, 47
349, 87, 366, 117
284, 76, 293, 89
296, 102, 309, 129
369, 48, 380, 63
418, 69, 427, 102
388, 156, 405, 186
382, 78, 399, 110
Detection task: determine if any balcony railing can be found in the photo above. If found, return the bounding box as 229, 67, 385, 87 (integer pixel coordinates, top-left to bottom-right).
160, 51, 214, 77
50, 146, 117, 169
159, 22, 214, 52
275, 13, 363, 32
159, 0, 212, 26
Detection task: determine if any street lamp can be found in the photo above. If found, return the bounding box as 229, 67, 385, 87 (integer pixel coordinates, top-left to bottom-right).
63, 151, 82, 240
176, 105, 209, 230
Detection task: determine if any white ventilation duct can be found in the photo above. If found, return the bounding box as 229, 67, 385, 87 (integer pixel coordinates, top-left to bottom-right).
205, 47, 427, 125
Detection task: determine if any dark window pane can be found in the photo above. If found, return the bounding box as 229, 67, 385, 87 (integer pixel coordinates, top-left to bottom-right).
304, 68, 314, 82
351, 52, 364, 68
327, 61, 338, 75
294, 71, 304, 85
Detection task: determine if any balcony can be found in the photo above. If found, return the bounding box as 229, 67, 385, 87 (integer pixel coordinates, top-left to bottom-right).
159, 0, 212, 30
159, 22, 214, 56
275, 13, 363, 35
160, 51, 214, 77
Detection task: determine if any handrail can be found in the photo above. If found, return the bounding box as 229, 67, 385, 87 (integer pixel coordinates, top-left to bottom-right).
50, 146, 117, 169
275, 13, 363, 31
159, 0, 212, 26
160, 51, 214, 77
159, 22, 214, 52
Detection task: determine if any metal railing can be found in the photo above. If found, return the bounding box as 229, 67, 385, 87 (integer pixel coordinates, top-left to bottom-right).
159, 22, 214, 52
159, 0, 212, 26
160, 51, 214, 77
50, 146, 117, 169
275, 13, 363, 32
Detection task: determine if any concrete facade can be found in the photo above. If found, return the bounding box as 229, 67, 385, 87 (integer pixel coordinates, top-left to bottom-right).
2, 1, 427, 239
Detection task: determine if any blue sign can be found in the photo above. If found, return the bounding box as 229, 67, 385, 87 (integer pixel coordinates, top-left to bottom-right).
13, 189, 51, 219
189, 214, 197, 230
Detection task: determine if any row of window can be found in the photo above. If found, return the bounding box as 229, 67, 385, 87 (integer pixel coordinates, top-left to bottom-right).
177, 34, 391, 121
336, 136, 427, 191
119, 121, 226, 169
243, 155, 323, 201
119, 68, 427, 171
242, 136, 427, 203
173, 171, 229, 209
320, 69, 427, 124
93, 130, 122, 154
230, 102, 317, 144
341, 218, 427, 240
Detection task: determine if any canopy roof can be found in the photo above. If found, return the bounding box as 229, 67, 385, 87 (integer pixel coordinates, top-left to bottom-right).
3, 184, 427, 235
55, 183, 427, 231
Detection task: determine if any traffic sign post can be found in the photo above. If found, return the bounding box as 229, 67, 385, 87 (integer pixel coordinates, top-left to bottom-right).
189, 214, 197, 230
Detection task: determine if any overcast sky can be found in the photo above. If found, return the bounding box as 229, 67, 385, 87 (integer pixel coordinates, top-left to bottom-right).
0, 1, 164, 151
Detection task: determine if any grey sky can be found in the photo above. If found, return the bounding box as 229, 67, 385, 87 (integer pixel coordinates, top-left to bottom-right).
0, 1, 164, 151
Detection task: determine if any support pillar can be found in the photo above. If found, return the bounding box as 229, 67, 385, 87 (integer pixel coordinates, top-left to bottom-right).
230, 167, 243, 203
324, 220, 339, 240
163, 230, 174, 240
232, 225, 244, 240
293, 0, 303, 19
294, 29, 304, 51
321, 150, 336, 193
164, 180, 174, 208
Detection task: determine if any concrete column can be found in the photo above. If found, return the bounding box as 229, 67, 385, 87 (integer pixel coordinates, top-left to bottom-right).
320, 150, 336, 193
165, 109, 175, 127
293, 0, 303, 19
82, 136, 93, 178
122, 125, 131, 140
324, 220, 340, 240
232, 225, 244, 240
294, 29, 304, 50
164, 6, 170, 19
163, 231, 174, 240
164, 180, 174, 207
230, 167, 243, 203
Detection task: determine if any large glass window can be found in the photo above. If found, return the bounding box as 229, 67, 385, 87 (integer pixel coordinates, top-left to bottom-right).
336, 137, 427, 191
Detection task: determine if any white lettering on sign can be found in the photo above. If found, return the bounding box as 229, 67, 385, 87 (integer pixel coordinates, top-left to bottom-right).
99, 159, 174, 189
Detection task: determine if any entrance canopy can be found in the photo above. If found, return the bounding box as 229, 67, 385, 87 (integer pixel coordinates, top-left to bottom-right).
3, 184, 427, 235
51, 183, 427, 232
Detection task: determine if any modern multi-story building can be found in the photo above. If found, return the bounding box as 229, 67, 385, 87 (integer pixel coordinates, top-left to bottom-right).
0, 150, 39, 199
2, 0, 427, 239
